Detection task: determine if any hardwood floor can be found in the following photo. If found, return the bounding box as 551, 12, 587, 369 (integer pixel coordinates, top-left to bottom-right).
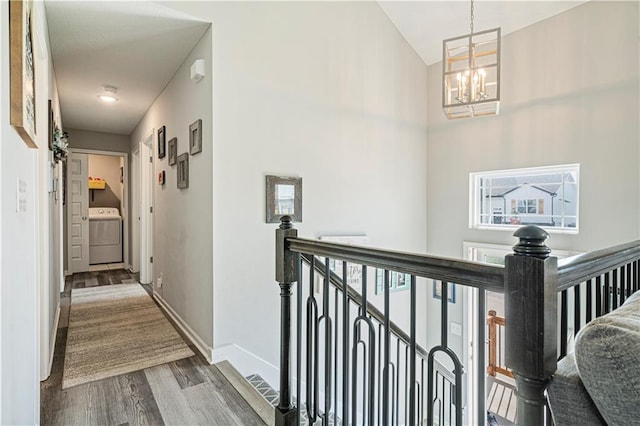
41, 269, 266, 425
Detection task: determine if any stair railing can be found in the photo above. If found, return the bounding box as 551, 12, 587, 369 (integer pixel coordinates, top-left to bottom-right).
275, 217, 640, 425
486, 310, 512, 379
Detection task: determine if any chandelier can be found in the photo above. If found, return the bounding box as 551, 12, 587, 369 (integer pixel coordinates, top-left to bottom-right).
442, 0, 501, 119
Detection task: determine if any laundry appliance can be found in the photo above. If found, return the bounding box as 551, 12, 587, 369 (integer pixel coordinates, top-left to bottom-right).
89, 207, 122, 264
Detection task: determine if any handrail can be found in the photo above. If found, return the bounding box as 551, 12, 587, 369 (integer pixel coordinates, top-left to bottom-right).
557, 240, 640, 291
289, 237, 505, 293
301, 253, 430, 359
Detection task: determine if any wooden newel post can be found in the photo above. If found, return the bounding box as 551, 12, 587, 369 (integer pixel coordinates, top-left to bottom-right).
505, 225, 557, 426
275, 215, 298, 426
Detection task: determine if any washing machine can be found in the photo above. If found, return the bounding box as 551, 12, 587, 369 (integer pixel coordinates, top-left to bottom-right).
89, 207, 122, 264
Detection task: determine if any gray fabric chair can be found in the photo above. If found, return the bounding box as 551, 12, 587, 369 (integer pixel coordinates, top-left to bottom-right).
548, 291, 640, 425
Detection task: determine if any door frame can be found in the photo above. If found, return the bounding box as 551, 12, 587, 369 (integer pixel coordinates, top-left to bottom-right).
138, 131, 154, 285
131, 146, 140, 273
66, 148, 129, 273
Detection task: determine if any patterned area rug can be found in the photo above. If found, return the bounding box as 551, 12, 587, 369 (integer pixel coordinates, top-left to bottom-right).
63, 283, 194, 389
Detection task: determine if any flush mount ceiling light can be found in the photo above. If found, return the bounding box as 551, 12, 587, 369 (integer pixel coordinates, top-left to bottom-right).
98, 85, 119, 103
442, 0, 501, 120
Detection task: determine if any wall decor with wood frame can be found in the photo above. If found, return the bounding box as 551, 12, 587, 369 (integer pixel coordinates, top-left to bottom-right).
168, 137, 177, 166
189, 119, 202, 155
9, 0, 37, 148
265, 175, 302, 223
177, 153, 189, 189
157, 125, 166, 158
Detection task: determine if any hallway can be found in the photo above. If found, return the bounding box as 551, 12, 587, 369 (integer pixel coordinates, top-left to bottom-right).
40, 270, 265, 425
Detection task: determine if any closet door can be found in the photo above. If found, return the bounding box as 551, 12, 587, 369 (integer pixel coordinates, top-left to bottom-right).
67, 152, 89, 273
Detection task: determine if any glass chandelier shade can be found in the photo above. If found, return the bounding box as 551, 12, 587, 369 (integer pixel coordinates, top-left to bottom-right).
442, 27, 501, 119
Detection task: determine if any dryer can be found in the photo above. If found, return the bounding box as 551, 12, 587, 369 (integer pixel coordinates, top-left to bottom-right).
89, 207, 122, 264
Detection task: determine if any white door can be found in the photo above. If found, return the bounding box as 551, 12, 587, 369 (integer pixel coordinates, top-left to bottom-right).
131, 147, 140, 273
67, 152, 90, 273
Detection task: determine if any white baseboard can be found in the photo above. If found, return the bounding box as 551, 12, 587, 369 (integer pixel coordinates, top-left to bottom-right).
212, 343, 279, 391
152, 291, 214, 363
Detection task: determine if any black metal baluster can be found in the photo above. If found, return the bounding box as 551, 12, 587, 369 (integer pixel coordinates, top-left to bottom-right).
383, 270, 390, 425
604, 272, 611, 314
560, 290, 568, 358
612, 268, 619, 310
420, 358, 425, 425
404, 346, 409, 426
395, 339, 400, 426
323, 259, 332, 425
626, 263, 632, 300
334, 268, 339, 426
441, 282, 448, 347
342, 262, 349, 425
306, 258, 319, 423
297, 255, 303, 426
409, 276, 417, 426
620, 265, 627, 304
477, 288, 486, 426
586, 279, 593, 323
595, 275, 602, 318
378, 322, 382, 426
635, 260, 639, 292
574, 284, 581, 335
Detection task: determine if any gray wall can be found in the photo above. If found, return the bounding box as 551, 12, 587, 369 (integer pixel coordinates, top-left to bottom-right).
158, 1, 429, 367
130, 27, 215, 347
425, 1, 639, 355
67, 128, 130, 153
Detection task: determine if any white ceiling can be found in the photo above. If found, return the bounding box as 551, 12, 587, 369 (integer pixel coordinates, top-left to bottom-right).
45, 0, 586, 136
378, 0, 587, 66
45, 1, 209, 135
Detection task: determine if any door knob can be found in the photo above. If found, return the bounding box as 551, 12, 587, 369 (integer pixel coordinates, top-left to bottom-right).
82, 216, 87, 221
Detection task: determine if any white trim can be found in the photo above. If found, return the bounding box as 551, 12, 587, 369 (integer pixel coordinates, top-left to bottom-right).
152, 291, 213, 363
212, 344, 279, 392
45, 304, 61, 380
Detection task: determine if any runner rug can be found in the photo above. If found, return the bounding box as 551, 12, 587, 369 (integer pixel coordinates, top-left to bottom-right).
62, 283, 193, 389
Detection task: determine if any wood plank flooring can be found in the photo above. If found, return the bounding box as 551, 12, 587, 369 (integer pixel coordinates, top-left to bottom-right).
41, 269, 266, 425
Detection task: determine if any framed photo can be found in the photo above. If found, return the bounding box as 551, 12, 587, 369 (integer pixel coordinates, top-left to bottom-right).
266, 175, 302, 223
177, 153, 189, 189
433, 281, 456, 303
189, 119, 202, 155
158, 170, 165, 186
158, 126, 166, 158
9, 0, 37, 148
375, 269, 411, 295
48, 100, 54, 151
168, 137, 178, 165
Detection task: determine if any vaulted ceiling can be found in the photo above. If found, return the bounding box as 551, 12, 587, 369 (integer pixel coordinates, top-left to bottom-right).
45, 0, 586, 136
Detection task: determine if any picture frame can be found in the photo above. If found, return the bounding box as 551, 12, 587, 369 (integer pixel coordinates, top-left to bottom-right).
177, 153, 189, 189
158, 170, 165, 186
9, 0, 37, 148
168, 137, 178, 165
189, 119, 202, 155
433, 281, 456, 303
266, 175, 302, 223
48, 99, 54, 151
157, 126, 166, 158
375, 269, 411, 295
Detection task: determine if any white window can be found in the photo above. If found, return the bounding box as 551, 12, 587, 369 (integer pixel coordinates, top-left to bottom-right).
470, 164, 579, 233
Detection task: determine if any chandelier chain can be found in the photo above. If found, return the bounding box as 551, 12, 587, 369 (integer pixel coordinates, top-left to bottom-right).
470, 0, 475, 34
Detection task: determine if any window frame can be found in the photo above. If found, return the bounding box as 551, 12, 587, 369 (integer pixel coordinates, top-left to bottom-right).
469, 164, 580, 234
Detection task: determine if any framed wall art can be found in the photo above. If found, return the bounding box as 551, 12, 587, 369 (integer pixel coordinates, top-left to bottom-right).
168, 137, 178, 165
375, 269, 411, 295
157, 126, 166, 158
189, 119, 202, 155
9, 0, 37, 148
177, 153, 189, 189
433, 281, 456, 303
266, 175, 302, 223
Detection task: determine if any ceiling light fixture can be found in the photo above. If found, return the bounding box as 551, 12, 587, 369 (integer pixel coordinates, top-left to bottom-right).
98, 85, 119, 103
442, 0, 500, 119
